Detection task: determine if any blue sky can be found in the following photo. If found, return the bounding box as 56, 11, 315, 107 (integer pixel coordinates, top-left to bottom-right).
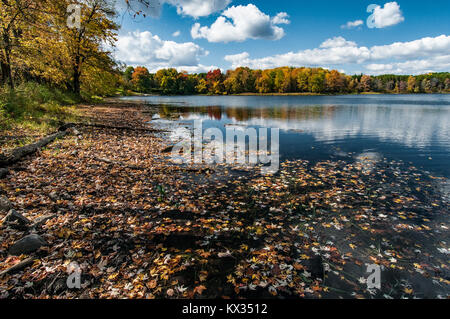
113, 0, 450, 75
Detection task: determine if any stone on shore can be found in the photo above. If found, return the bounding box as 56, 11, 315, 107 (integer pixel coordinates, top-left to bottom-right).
2, 209, 31, 227
0, 168, 8, 179
9, 234, 47, 256
0, 195, 12, 212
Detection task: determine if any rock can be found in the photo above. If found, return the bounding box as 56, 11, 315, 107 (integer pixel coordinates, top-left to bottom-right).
30, 214, 56, 229
2, 209, 31, 228
161, 145, 174, 153
48, 191, 58, 201
0, 195, 12, 212
306, 255, 324, 280
0, 168, 8, 179
9, 234, 47, 256
68, 127, 81, 136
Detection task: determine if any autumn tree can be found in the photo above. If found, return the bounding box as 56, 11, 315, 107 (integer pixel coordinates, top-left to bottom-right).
407, 76, 417, 93
325, 70, 347, 93
0, 0, 42, 88
195, 78, 208, 94
155, 68, 179, 94
131, 66, 151, 92
359, 75, 373, 92
224, 67, 256, 94
297, 69, 310, 92
43, 0, 119, 96
309, 69, 326, 93
206, 69, 224, 94
255, 70, 274, 93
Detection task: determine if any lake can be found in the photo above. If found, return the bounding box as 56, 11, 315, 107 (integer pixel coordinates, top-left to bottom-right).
118, 94, 450, 298
121, 94, 450, 178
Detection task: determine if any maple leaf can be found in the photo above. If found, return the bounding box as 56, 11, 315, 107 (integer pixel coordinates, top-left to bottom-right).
193, 285, 207, 295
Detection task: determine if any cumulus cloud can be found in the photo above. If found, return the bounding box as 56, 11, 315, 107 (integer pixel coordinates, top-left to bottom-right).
172, 30, 181, 37
365, 55, 450, 75
224, 52, 251, 65
191, 4, 289, 43
341, 20, 364, 29
123, 0, 231, 18
223, 35, 450, 74
272, 12, 290, 25
369, 2, 404, 28
370, 35, 450, 59
114, 31, 217, 73
166, 0, 231, 18
320, 36, 357, 48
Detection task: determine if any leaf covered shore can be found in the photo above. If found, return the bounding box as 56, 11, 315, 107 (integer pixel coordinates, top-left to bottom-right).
0, 102, 448, 299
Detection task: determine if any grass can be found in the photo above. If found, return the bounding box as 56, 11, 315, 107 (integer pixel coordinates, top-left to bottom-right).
0, 82, 81, 152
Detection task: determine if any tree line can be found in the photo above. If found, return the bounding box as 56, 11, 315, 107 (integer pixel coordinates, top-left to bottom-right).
125, 66, 450, 95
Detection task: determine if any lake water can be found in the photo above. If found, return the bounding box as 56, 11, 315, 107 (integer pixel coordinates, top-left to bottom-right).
122, 94, 450, 178
119, 94, 450, 298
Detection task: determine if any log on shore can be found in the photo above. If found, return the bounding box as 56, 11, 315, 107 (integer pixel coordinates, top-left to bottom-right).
0, 130, 68, 167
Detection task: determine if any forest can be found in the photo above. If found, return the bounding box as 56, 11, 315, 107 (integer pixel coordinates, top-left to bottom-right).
125, 66, 450, 95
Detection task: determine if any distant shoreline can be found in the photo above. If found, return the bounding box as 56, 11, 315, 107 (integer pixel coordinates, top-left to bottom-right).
122, 91, 449, 97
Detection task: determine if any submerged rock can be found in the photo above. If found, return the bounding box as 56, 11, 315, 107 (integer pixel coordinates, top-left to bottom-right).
307, 255, 324, 280
9, 234, 47, 255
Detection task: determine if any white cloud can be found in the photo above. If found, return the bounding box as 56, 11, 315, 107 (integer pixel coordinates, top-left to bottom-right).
365, 55, 450, 75
341, 20, 364, 29
223, 35, 450, 74
114, 31, 216, 73
320, 36, 357, 48
177, 64, 221, 73
166, 0, 231, 18
224, 36, 371, 69
370, 2, 404, 28
370, 35, 450, 60
191, 4, 289, 43
224, 52, 251, 65
272, 12, 290, 25
172, 30, 181, 37
123, 0, 231, 18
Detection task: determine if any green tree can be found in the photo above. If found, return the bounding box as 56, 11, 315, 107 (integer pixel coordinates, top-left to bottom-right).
309, 70, 326, 93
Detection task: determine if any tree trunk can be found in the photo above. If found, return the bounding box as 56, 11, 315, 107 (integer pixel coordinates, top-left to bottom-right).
1, 31, 14, 89
72, 55, 81, 96
1, 51, 14, 89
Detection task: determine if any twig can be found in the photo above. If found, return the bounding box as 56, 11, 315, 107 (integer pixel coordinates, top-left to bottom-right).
0, 257, 35, 277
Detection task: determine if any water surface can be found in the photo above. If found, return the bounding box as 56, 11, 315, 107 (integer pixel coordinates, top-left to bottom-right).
122, 94, 450, 178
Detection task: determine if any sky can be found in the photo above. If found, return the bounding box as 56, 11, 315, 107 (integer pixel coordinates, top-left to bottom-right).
112, 0, 450, 75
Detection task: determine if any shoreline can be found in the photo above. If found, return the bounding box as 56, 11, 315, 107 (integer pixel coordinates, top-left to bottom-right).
0, 101, 448, 299
122, 92, 449, 98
